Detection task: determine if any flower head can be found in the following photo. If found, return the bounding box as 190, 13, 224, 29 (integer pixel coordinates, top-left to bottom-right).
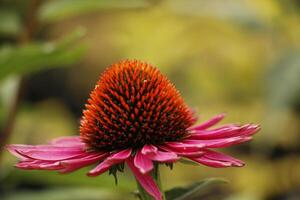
80, 60, 195, 151
7, 60, 260, 200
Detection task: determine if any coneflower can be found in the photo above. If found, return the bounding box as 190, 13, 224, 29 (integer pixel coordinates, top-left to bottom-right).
7, 60, 260, 200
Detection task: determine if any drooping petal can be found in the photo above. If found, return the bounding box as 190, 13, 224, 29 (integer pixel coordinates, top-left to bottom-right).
204, 150, 244, 167
134, 149, 153, 174
126, 157, 162, 200
189, 156, 233, 167
7, 144, 85, 161
60, 152, 108, 173
159, 145, 204, 157
188, 150, 244, 168
164, 142, 201, 152
189, 124, 260, 139
17, 148, 84, 161
88, 148, 132, 176
6, 145, 29, 160
189, 113, 225, 131
182, 136, 252, 149
16, 160, 63, 170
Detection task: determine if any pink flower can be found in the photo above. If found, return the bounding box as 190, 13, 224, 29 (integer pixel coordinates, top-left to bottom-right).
6, 60, 259, 200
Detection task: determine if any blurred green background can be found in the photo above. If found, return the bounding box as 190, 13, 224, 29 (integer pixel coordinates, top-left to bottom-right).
0, 0, 300, 199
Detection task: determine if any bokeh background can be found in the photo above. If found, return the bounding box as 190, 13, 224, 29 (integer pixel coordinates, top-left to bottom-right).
0, 0, 300, 199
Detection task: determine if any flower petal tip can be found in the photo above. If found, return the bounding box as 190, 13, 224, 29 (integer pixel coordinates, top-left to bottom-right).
236, 162, 245, 167
218, 113, 227, 118
87, 172, 96, 177
87, 169, 103, 177
5, 144, 18, 152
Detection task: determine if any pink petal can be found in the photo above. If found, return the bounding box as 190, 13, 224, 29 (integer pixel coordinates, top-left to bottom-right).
188, 150, 244, 168
17, 148, 84, 161
204, 150, 244, 167
164, 142, 201, 152
88, 148, 132, 177
126, 157, 162, 200
159, 145, 204, 157
189, 124, 260, 139
189, 156, 233, 167
60, 152, 108, 173
146, 150, 178, 163
7, 144, 85, 161
141, 145, 178, 162
6, 145, 29, 160
182, 136, 252, 148
141, 144, 158, 156
16, 160, 63, 170
134, 149, 153, 174
189, 113, 225, 130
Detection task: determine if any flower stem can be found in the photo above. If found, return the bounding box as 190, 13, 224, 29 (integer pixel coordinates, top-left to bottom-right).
136, 163, 166, 200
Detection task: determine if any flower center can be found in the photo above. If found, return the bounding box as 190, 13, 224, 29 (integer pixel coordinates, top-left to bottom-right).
80, 60, 195, 151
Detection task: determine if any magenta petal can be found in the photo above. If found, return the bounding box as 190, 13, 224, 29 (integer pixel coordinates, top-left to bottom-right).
182, 136, 252, 148
60, 152, 108, 173
127, 157, 162, 200
7, 144, 85, 161
6, 145, 29, 160
189, 113, 225, 130
147, 150, 178, 163
204, 150, 244, 167
134, 149, 153, 174
190, 156, 233, 167
190, 126, 240, 139
159, 145, 204, 157
16, 147, 85, 161
141, 144, 158, 156
189, 124, 260, 139
188, 150, 244, 168
16, 160, 62, 170
164, 142, 201, 152
88, 148, 132, 176
141, 145, 178, 163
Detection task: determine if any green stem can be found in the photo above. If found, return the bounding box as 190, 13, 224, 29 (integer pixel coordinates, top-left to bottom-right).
136, 163, 166, 200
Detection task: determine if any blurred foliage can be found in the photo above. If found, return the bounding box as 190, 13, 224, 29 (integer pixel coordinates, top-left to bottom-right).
0, 9, 21, 36
38, 0, 150, 23
3, 188, 118, 200
0, 28, 86, 80
165, 178, 227, 200
0, 76, 20, 124
266, 50, 300, 108
1, 0, 300, 200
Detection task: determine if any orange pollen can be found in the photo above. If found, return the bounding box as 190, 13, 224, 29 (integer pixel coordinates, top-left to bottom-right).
80, 60, 195, 151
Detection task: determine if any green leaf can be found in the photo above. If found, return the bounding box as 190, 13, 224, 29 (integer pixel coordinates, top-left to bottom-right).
165, 178, 228, 200
0, 9, 22, 36
38, 0, 150, 23
0, 28, 87, 80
